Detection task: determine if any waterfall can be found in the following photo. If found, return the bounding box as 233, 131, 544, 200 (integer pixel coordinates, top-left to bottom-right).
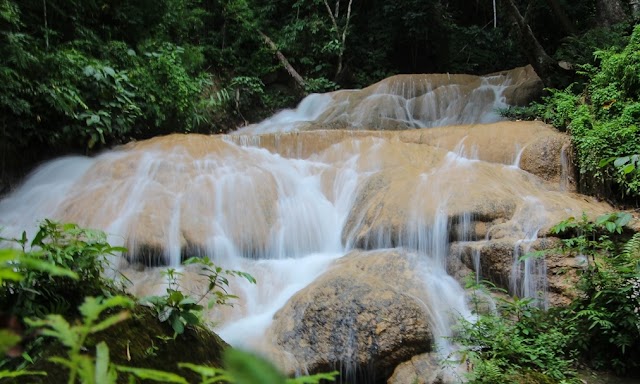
0, 67, 608, 382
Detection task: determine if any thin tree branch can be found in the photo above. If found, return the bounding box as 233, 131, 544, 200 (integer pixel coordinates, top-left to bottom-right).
43, 0, 49, 50
257, 30, 307, 91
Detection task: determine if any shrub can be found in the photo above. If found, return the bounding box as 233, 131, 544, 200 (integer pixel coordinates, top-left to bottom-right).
527, 25, 640, 202
551, 213, 640, 375
0, 220, 125, 320
452, 284, 579, 384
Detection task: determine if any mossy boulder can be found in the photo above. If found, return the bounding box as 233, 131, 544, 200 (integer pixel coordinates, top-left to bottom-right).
17, 305, 228, 383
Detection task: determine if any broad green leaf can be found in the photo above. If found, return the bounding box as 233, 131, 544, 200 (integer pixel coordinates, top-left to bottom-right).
223, 349, 287, 384
599, 157, 616, 167
168, 290, 185, 303
95, 342, 118, 384
622, 164, 635, 174
615, 212, 632, 227
159, 307, 174, 323
605, 221, 616, 233
0, 370, 47, 379
30, 228, 47, 247
596, 213, 613, 225
83, 65, 96, 77
614, 156, 630, 167
115, 366, 188, 383
91, 311, 131, 333
180, 311, 200, 326
178, 297, 198, 306
171, 316, 184, 335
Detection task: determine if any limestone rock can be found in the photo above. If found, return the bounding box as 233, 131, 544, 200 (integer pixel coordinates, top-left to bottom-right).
266, 250, 435, 383
388, 353, 454, 384
452, 237, 587, 306
519, 134, 575, 190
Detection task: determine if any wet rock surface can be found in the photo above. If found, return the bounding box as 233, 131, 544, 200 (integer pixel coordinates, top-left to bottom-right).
266, 250, 436, 383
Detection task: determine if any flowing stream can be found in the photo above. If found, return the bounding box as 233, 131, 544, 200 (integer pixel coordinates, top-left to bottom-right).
0, 67, 607, 382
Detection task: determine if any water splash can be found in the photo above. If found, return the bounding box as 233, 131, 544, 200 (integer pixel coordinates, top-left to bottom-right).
509, 196, 549, 308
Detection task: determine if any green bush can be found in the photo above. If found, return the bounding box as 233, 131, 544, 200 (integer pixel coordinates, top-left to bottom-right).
550, 213, 640, 375
141, 257, 255, 336
453, 285, 579, 384
528, 25, 640, 202
0, 220, 125, 320
131, 42, 212, 135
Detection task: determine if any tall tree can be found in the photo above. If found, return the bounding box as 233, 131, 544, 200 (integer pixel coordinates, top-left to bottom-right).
501, 0, 565, 87
321, 0, 353, 80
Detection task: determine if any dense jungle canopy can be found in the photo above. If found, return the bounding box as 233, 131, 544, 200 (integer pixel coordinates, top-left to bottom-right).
0, 0, 639, 203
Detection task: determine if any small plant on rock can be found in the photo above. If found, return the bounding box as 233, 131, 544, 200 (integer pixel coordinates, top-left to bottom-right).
141, 257, 256, 336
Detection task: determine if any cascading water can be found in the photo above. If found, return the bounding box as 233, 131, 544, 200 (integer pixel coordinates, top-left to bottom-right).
0, 66, 611, 383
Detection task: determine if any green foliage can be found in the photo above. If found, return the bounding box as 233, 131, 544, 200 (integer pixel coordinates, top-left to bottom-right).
447, 24, 523, 75
304, 77, 338, 94
457, 211, 640, 379
26, 298, 337, 384
141, 257, 256, 336
530, 25, 640, 202
554, 24, 630, 69
453, 279, 580, 383
0, 248, 77, 284
551, 214, 640, 375
549, 212, 631, 264
25, 296, 134, 384
1, 220, 125, 320
222, 349, 338, 384
0, 0, 222, 157
132, 42, 212, 134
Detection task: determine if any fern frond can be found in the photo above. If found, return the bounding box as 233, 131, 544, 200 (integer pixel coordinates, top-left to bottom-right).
622, 232, 640, 260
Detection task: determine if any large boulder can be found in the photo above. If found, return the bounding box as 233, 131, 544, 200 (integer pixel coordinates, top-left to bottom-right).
266, 249, 445, 383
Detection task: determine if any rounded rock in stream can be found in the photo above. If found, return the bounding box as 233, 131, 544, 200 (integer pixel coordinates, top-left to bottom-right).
266, 249, 460, 383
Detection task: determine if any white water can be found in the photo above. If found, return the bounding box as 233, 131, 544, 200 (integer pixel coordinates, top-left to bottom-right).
235, 93, 334, 135
0, 70, 561, 381
236, 72, 513, 135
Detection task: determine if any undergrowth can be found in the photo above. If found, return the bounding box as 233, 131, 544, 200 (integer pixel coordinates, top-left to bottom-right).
453, 212, 640, 382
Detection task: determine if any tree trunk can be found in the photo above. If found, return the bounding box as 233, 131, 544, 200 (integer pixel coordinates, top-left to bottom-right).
257, 30, 307, 91
595, 0, 628, 27
502, 0, 565, 88
322, 0, 353, 80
